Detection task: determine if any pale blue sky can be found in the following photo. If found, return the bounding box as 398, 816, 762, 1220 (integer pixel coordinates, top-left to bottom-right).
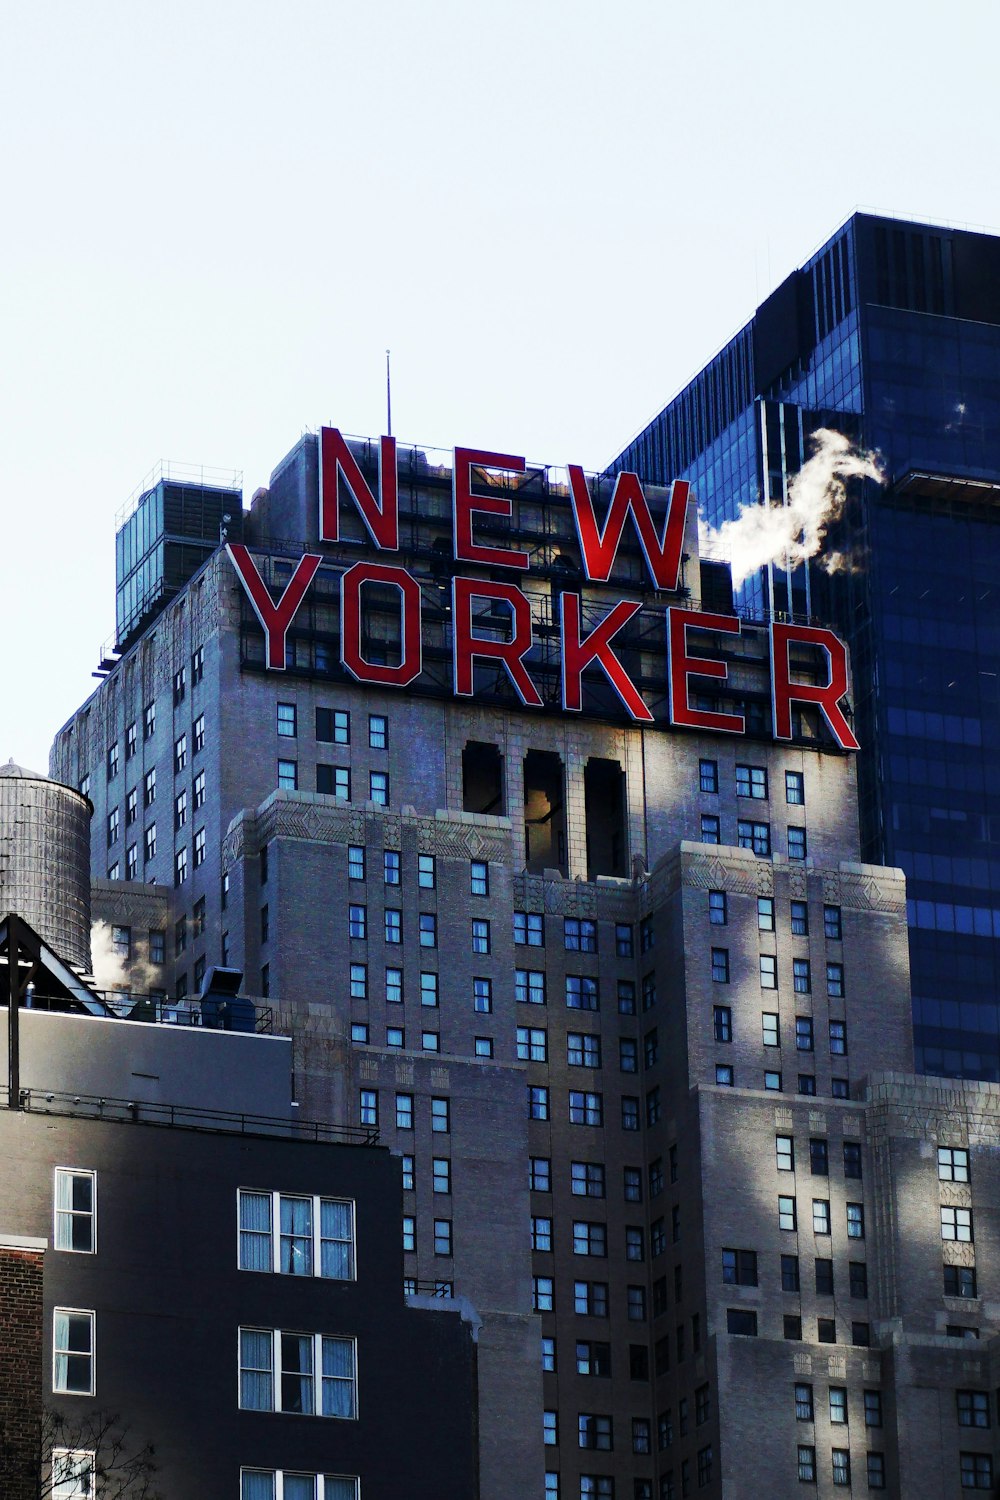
3, 0, 998, 771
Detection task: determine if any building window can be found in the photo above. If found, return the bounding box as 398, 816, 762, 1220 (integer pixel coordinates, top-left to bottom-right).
831, 1077, 849, 1099
470, 860, 489, 897
569, 1091, 603, 1126
939, 1146, 971, 1182
738, 820, 770, 856
809, 1139, 828, 1176
529, 1086, 550, 1121
828, 1386, 848, 1425
849, 1261, 868, 1299
573, 1221, 607, 1258
829, 1020, 847, 1055
565, 918, 598, 953
625, 1226, 644, 1262
431, 1097, 450, 1133
721, 1249, 757, 1286
793, 959, 811, 994
419, 913, 437, 947
942, 1206, 974, 1242
422, 1030, 439, 1052
277, 702, 297, 738
831, 1449, 850, 1487
827, 963, 845, 998
795, 1016, 814, 1052
530, 1157, 551, 1193
757, 896, 775, 931
381, 850, 400, 886
622, 1096, 640, 1130
797, 1446, 816, 1483
726, 1308, 757, 1336
615, 922, 633, 956
385, 966, 402, 1003
316, 707, 350, 744
846, 1202, 865, 1239
517, 1026, 547, 1062
106, 742, 119, 780
54, 1170, 96, 1254
514, 910, 544, 945
640, 916, 654, 952
815, 1258, 834, 1296
143, 767, 156, 807
385, 910, 402, 944
368, 714, 387, 748
782, 1255, 800, 1292
784, 1315, 802, 1341
618, 980, 636, 1014
174, 847, 188, 886
420, 972, 438, 1007
699, 759, 718, 794
619, 1038, 638, 1073
812, 1199, 830, 1235
790, 900, 808, 936
961, 1454, 993, 1490
359, 1090, 377, 1127
765, 1070, 783, 1091
818, 1318, 837, 1344
794, 1383, 814, 1421
788, 827, 807, 861
696, 1446, 713, 1488
957, 1391, 990, 1428
351, 1023, 368, 1043
776, 1135, 794, 1171
568, 1033, 602, 1068
238, 1328, 357, 1418
317, 764, 350, 798
762, 1012, 780, 1048
944, 1264, 977, 1298
711, 949, 730, 983
174, 789, 188, 832
778, 1196, 797, 1231
514, 969, 545, 1006
571, 1162, 605, 1198
238, 1191, 354, 1279
700, 814, 721, 844
624, 1167, 642, 1202
736, 764, 767, 799
53, 1309, 94, 1394
106, 808, 119, 848
174, 734, 188, 774
627, 1286, 646, 1321
348, 905, 366, 940
417, 854, 436, 889
192, 714, 206, 754
534, 1276, 554, 1312
241, 1474, 358, 1500
193, 827, 206, 868
824, 904, 842, 940
369, 771, 388, 806
715, 1064, 734, 1087
395, 1093, 414, 1130
578, 1414, 613, 1451
471, 918, 490, 953
759, 955, 777, 990
567, 976, 599, 1011
431, 1157, 451, 1196
433, 1218, 452, 1256
785, 770, 804, 804
713, 1006, 732, 1043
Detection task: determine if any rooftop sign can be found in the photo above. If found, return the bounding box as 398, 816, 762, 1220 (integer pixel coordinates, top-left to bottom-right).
227, 428, 859, 752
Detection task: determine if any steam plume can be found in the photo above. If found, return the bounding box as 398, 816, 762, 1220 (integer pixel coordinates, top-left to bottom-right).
698, 428, 884, 587
89, 920, 158, 996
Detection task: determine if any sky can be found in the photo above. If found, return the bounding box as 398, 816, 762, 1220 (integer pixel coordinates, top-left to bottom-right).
3, 0, 1000, 773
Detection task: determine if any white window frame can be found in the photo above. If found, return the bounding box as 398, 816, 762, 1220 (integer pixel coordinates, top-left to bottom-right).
240, 1473, 360, 1500
237, 1190, 356, 1280
52, 1308, 95, 1395
238, 1328, 358, 1419
51, 1449, 96, 1500
54, 1168, 97, 1254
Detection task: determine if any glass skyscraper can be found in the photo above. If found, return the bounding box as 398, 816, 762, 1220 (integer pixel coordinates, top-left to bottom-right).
611, 211, 1000, 1080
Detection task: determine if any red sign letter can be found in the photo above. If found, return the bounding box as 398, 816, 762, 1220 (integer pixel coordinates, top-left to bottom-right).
667, 608, 745, 735
227, 544, 321, 670
560, 593, 653, 721
340, 562, 422, 687
452, 577, 542, 707
320, 427, 398, 550
771, 623, 859, 751
568, 467, 690, 590
452, 448, 530, 570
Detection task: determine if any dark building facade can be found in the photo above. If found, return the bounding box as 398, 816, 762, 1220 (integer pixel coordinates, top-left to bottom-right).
612, 212, 1000, 1083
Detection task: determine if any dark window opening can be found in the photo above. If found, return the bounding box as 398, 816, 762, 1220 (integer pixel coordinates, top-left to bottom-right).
524, 749, 567, 875
585, 758, 627, 879
463, 740, 505, 815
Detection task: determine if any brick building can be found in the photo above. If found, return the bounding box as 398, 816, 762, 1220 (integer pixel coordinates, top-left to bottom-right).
45, 424, 1000, 1497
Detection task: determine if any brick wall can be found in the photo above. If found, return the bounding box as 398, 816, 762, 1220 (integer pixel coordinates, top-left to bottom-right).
0, 1238, 45, 1500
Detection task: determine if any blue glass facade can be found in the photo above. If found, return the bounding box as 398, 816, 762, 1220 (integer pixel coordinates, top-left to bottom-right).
611, 212, 1000, 1080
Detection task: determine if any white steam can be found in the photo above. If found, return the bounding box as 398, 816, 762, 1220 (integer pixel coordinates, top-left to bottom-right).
698, 428, 884, 586
89, 920, 158, 996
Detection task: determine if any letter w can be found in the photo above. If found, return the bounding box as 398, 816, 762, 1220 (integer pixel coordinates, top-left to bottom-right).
568, 466, 690, 591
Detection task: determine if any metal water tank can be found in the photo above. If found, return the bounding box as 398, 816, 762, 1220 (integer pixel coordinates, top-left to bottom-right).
0, 760, 92, 972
